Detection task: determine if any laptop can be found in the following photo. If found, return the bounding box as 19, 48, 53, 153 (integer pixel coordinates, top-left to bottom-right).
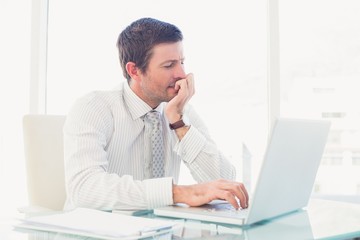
154, 118, 331, 226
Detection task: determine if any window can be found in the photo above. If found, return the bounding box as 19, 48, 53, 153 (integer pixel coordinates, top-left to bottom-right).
279, 0, 360, 196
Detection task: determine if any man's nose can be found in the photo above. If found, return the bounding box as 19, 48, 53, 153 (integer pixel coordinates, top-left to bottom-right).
174, 63, 186, 79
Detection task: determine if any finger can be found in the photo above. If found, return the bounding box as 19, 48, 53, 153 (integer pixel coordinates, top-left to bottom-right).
216, 190, 240, 210
238, 184, 249, 208
221, 182, 248, 209
174, 79, 182, 91
174, 78, 187, 93
233, 186, 247, 209
186, 73, 195, 97
239, 183, 249, 207
175, 80, 191, 105
233, 183, 249, 208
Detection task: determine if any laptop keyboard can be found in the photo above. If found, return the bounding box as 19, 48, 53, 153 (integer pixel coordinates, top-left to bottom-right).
203, 203, 249, 218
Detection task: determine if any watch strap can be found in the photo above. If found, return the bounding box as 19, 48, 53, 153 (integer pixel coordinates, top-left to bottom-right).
169, 119, 185, 130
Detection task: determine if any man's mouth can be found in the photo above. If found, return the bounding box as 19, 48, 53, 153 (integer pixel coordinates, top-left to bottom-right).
168, 84, 179, 93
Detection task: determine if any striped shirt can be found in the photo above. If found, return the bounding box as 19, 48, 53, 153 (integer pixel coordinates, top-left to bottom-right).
63, 81, 236, 211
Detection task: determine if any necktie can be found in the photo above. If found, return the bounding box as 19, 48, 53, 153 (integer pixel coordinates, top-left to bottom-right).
146, 110, 165, 178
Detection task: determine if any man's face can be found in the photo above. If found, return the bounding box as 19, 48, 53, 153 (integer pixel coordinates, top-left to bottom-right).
136, 41, 186, 108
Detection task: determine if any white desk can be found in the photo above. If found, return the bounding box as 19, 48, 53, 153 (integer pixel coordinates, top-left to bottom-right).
2, 199, 360, 239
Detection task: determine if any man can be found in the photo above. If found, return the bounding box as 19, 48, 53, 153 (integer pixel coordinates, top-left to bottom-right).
63, 18, 248, 211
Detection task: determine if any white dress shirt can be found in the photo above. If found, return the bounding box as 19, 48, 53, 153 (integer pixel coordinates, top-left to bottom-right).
63, 81, 236, 211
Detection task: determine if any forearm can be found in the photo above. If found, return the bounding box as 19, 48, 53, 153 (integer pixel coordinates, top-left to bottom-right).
66, 169, 173, 210
174, 125, 190, 140
175, 126, 236, 182
67, 171, 145, 210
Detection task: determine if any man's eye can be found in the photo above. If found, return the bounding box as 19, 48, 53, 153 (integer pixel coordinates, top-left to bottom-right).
164, 64, 173, 68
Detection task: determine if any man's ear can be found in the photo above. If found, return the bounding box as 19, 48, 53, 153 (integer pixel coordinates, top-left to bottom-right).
126, 62, 141, 82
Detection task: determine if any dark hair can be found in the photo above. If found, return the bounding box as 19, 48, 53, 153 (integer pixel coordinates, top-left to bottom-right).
117, 18, 183, 81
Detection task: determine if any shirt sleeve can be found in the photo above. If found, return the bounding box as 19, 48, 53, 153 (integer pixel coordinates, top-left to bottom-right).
173, 105, 236, 183
63, 93, 173, 211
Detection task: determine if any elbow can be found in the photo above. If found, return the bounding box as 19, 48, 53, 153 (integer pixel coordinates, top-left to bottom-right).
65, 175, 93, 209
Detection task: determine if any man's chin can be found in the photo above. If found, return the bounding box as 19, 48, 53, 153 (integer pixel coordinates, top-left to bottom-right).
162, 94, 176, 103
165, 95, 176, 102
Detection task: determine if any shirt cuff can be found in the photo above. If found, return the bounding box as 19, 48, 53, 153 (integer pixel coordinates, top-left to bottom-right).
174, 126, 206, 164
144, 177, 174, 209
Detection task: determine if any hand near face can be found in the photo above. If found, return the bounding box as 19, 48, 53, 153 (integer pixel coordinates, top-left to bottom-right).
165, 73, 195, 123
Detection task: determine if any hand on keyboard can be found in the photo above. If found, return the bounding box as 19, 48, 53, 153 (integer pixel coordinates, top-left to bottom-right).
173, 179, 249, 210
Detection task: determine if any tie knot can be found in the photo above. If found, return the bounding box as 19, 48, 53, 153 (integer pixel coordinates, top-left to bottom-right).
146, 110, 161, 125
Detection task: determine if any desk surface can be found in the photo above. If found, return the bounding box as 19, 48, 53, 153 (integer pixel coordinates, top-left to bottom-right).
1, 199, 360, 240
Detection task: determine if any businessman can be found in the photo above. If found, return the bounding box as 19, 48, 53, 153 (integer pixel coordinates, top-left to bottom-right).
63, 18, 248, 211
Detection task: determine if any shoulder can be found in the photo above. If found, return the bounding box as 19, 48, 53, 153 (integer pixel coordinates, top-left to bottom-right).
69, 82, 127, 116
65, 85, 125, 132
69, 91, 120, 116
79, 90, 121, 108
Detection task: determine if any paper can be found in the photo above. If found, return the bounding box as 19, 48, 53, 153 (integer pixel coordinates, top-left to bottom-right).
16, 208, 177, 239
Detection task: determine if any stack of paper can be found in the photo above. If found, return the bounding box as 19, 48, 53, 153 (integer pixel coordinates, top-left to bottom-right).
16, 208, 178, 239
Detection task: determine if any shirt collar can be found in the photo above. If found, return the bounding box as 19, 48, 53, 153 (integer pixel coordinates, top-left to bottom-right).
123, 81, 164, 120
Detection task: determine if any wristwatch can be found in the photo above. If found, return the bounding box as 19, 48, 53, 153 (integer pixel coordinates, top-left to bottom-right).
169, 116, 189, 130
169, 119, 185, 130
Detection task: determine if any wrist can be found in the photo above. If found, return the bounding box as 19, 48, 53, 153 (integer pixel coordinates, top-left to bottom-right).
167, 113, 182, 124
174, 125, 190, 140
173, 184, 186, 204
169, 119, 185, 130
169, 114, 190, 129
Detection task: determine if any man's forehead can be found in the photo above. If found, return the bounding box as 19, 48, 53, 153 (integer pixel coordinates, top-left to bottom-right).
151, 42, 184, 60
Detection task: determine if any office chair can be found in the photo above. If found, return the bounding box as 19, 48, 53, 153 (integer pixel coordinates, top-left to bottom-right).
22, 114, 67, 212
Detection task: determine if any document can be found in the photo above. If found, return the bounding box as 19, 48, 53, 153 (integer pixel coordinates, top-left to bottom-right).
16, 208, 178, 239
